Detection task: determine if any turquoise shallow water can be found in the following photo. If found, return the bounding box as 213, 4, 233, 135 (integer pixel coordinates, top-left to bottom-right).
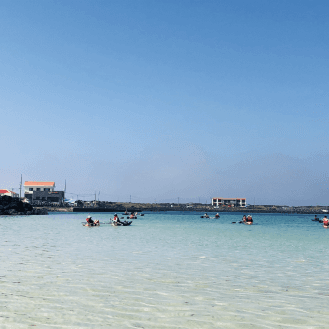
1, 212, 329, 328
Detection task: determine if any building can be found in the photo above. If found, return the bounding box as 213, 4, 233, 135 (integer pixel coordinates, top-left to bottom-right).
0, 189, 19, 198
212, 198, 246, 207
24, 181, 64, 204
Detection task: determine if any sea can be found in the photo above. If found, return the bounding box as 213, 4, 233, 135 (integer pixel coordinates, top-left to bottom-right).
1, 211, 328, 328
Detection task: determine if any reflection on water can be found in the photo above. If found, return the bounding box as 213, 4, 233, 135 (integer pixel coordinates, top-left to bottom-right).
1, 212, 329, 328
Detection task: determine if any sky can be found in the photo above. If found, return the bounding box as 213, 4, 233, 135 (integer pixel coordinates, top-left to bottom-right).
1, 0, 328, 206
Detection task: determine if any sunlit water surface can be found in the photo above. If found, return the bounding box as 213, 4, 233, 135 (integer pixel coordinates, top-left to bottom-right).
1, 212, 328, 328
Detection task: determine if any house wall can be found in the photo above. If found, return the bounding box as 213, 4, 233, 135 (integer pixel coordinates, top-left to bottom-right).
25, 191, 65, 204
212, 198, 246, 207
24, 186, 55, 193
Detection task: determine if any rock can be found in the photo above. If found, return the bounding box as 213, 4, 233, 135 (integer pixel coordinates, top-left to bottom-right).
0, 196, 43, 216
32, 208, 48, 215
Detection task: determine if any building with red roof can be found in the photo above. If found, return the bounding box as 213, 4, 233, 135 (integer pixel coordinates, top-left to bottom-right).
0, 189, 19, 198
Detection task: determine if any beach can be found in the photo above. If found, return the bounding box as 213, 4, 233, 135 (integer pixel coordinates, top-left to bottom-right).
1, 212, 328, 328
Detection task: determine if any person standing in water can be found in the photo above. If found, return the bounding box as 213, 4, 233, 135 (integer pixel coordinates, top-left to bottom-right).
86, 215, 94, 225
113, 213, 121, 223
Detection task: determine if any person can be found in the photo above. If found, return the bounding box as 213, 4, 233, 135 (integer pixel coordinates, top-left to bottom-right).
246, 215, 253, 224
215, 213, 220, 218
204, 213, 209, 218
130, 212, 135, 219
86, 215, 94, 225
113, 213, 121, 223
314, 215, 319, 221
323, 216, 328, 227
242, 215, 247, 222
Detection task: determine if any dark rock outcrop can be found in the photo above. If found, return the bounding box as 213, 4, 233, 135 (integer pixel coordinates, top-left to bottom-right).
0, 195, 48, 215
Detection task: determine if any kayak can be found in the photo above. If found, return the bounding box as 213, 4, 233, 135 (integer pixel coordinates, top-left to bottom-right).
83, 223, 100, 227
200, 216, 209, 218
127, 216, 137, 219
112, 220, 132, 226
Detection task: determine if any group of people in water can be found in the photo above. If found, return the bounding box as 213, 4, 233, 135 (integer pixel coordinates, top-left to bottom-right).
202, 213, 252, 224
202, 213, 220, 219
85, 212, 139, 226
314, 215, 329, 228
242, 214, 253, 224
86, 213, 329, 228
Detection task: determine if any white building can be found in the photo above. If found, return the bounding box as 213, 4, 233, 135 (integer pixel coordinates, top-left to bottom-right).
24, 181, 55, 195
212, 198, 246, 207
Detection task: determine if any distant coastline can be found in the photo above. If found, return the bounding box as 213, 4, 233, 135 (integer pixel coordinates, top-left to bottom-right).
38, 202, 327, 215
2, 195, 326, 216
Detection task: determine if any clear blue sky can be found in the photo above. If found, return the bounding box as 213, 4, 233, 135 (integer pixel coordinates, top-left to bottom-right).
1, 0, 328, 206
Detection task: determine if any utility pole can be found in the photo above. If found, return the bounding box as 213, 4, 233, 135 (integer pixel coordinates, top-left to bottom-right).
19, 174, 22, 198
94, 191, 96, 207
98, 191, 100, 201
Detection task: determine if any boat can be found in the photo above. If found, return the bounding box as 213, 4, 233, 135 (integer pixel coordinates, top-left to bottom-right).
111, 220, 132, 226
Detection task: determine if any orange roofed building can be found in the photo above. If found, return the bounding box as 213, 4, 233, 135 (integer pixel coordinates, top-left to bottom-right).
24, 181, 64, 204
24, 181, 55, 194
212, 198, 246, 207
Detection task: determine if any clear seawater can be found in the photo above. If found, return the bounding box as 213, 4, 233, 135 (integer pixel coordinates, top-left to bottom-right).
1, 212, 328, 328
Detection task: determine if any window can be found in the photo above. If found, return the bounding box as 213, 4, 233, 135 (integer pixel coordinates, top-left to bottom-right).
44, 188, 49, 191
36, 188, 40, 191
29, 188, 33, 191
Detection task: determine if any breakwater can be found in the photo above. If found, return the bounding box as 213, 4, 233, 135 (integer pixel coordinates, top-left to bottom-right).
70, 204, 327, 214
